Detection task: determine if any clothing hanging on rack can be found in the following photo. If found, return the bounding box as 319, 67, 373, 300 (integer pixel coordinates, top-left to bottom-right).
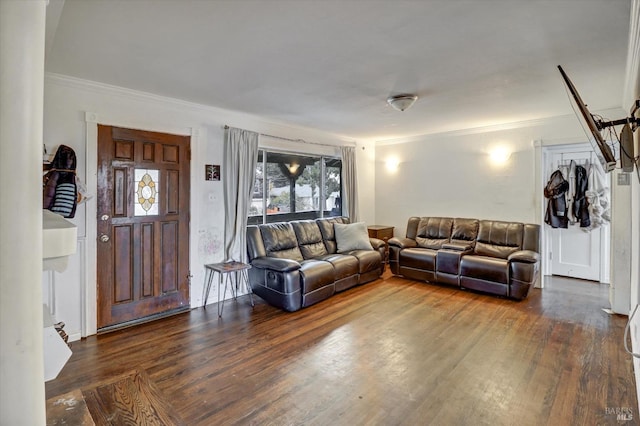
558, 162, 575, 222
572, 164, 590, 228
43, 145, 78, 218
544, 169, 570, 228
583, 160, 611, 232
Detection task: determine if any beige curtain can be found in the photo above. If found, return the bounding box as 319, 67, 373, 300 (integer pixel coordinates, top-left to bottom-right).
341, 146, 358, 221
223, 127, 259, 262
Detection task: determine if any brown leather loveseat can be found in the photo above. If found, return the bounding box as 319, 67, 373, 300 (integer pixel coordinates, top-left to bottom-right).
388, 217, 540, 300
246, 217, 385, 312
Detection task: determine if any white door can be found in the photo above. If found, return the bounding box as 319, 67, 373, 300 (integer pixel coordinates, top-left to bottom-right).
546, 149, 607, 282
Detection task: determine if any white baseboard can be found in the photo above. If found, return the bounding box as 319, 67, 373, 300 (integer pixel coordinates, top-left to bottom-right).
68, 332, 82, 343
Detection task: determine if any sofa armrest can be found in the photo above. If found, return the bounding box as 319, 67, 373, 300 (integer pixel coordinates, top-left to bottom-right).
388, 237, 417, 249
369, 237, 385, 250
508, 250, 540, 264
442, 242, 472, 252
251, 256, 301, 272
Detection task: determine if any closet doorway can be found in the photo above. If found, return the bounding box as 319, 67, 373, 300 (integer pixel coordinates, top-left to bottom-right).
542, 143, 611, 283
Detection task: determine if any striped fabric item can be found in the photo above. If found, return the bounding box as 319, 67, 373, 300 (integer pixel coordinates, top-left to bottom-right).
50, 183, 77, 217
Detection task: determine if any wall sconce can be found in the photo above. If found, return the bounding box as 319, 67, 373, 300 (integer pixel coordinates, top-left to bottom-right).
489, 147, 511, 166
386, 157, 400, 172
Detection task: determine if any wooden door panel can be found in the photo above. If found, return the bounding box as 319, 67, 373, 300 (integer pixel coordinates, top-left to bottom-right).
140, 223, 154, 298
162, 144, 179, 163
113, 225, 134, 303
114, 139, 134, 160
160, 221, 178, 294
113, 168, 129, 217
166, 170, 179, 214
143, 143, 155, 162
97, 125, 190, 329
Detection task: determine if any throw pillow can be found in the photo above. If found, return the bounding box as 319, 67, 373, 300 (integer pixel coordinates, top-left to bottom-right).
334, 222, 373, 253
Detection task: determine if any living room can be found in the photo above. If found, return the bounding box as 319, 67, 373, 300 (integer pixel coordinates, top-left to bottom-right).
2, 1, 639, 424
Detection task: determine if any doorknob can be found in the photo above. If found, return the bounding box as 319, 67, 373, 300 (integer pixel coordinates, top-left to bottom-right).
99, 234, 110, 243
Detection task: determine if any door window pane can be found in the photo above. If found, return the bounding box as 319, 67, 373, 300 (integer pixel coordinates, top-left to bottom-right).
134, 169, 159, 216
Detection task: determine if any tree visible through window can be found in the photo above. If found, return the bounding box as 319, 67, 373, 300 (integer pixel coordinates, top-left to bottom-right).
248, 150, 342, 225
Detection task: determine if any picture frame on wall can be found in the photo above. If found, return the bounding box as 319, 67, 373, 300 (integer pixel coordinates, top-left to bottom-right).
205, 164, 220, 181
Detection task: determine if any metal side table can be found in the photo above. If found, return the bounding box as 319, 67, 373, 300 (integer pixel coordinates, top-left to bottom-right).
203, 261, 254, 317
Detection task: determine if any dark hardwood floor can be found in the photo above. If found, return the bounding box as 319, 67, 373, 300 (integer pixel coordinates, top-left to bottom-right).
46, 273, 638, 425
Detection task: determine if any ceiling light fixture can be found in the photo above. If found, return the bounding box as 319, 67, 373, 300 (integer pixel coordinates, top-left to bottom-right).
387, 94, 418, 112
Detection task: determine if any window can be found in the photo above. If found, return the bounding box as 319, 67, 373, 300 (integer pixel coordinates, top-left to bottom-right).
134, 169, 159, 216
248, 150, 342, 225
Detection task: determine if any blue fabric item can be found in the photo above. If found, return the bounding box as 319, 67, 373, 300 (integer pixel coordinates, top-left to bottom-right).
50, 183, 77, 217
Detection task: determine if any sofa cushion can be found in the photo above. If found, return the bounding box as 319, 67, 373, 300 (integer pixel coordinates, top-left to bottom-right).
451, 218, 479, 247
334, 222, 373, 253
260, 222, 304, 262
299, 260, 335, 293
400, 247, 437, 271
460, 255, 509, 284
474, 220, 523, 259
292, 220, 328, 259
317, 217, 349, 253
415, 217, 453, 249
316, 254, 359, 280
349, 250, 382, 274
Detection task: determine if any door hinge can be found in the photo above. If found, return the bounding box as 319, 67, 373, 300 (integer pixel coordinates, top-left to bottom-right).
549, 251, 552, 260
187, 272, 193, 285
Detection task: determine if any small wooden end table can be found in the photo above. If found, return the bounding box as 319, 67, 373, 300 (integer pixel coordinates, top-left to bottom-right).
367, 225, 394, 265
367, 225, 394, 242
203, 261, 254, 317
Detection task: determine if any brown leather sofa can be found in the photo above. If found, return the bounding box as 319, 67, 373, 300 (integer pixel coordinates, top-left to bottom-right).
246, 217, 385, 312
388, 217, 540, 300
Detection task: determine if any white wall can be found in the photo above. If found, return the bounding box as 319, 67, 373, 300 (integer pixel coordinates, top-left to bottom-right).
43, 73, 367, 339
373, 113, 623, 237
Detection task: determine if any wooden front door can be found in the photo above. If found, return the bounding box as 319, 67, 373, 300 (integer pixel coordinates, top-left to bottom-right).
97, 125, 190, 330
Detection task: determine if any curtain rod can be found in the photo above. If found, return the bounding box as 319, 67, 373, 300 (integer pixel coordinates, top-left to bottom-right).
223, 125, 356, 148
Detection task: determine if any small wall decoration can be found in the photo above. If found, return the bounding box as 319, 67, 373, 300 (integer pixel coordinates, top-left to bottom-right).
205, 164, 220, 181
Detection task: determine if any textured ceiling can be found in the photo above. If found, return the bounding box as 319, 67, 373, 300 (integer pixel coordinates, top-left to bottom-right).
45, 0, 633, 141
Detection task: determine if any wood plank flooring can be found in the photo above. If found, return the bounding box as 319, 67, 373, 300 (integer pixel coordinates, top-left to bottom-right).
46, 273, 638, 425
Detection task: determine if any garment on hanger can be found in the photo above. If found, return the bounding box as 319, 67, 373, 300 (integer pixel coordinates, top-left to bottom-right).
572, 164, 590, 227
559, 161, 576, 223
583, 160, 611, 231
544, 169, 570, 229
43, 145, 78, 218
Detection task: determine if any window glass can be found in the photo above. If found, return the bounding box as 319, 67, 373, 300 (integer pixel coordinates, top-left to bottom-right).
249, 160, 264, 218
325, 158, 342, 217
134, 169, 159, 216
248, 150, 342, 224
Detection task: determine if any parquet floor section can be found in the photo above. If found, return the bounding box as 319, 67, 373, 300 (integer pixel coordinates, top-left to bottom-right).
46, 370, 184, 425
46, 273, 638, 425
